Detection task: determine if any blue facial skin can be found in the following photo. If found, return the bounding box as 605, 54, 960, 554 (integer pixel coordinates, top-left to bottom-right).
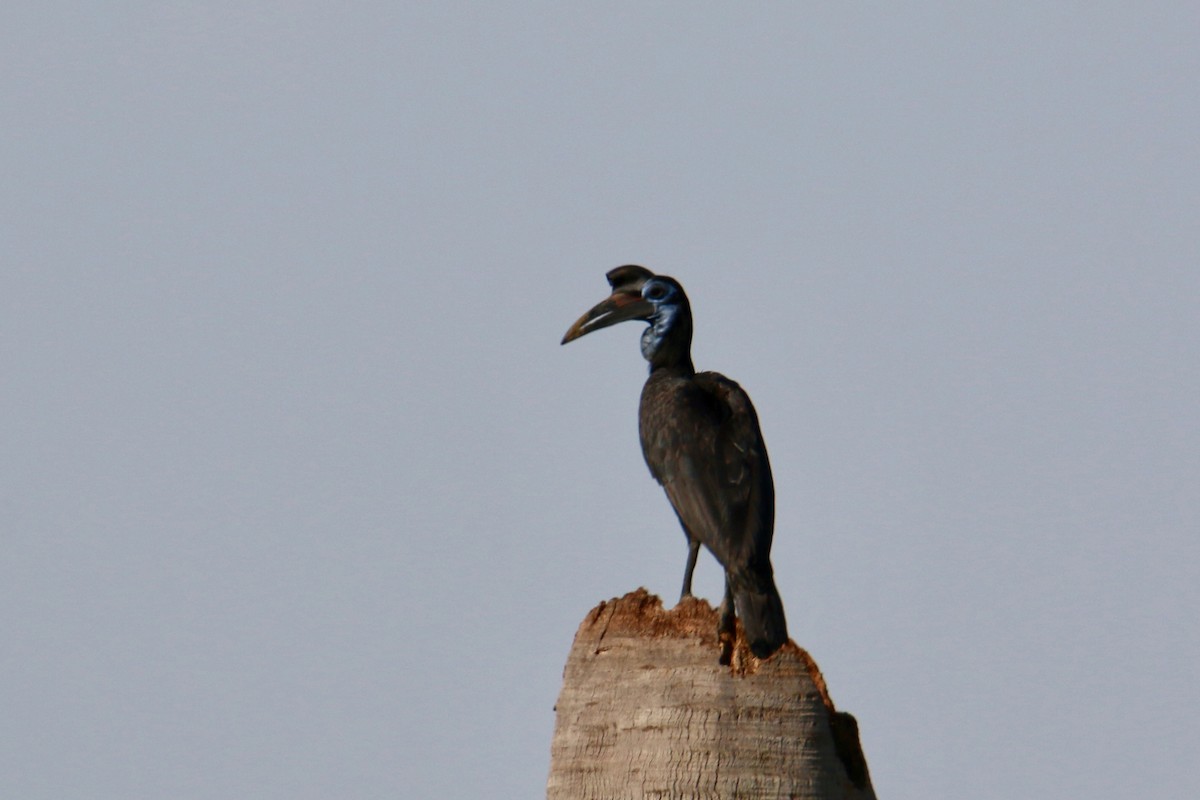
639, 279, 682, 364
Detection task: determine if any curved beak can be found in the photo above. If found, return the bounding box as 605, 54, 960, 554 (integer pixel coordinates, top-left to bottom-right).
561, 291, 654, 344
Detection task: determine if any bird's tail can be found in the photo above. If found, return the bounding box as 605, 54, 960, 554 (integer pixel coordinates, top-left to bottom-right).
730, 567, 789, 659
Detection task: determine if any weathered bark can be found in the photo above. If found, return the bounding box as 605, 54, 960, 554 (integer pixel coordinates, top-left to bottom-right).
547, 589, 875, 800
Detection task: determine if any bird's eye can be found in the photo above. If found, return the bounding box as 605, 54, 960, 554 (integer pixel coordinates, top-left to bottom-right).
645, 283, 669, 301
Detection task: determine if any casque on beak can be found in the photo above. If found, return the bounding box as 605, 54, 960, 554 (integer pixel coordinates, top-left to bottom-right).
561, 289, 654, 344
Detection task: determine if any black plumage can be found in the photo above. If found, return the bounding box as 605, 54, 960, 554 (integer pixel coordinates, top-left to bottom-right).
562, 266, 788, 660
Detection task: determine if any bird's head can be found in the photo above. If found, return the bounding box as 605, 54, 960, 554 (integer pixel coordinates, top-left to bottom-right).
561, 266, 693, 371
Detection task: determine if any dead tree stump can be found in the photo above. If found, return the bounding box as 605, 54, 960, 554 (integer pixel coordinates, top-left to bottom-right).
546, 589, 875, 800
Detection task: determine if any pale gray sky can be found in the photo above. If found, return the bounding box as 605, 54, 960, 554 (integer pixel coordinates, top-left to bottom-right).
3, 4, 1198, 798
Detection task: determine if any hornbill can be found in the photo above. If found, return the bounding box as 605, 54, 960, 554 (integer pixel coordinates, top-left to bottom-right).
562, 265, 788, 660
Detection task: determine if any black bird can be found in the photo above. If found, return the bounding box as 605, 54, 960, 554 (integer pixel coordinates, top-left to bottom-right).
562, 266, 788, 660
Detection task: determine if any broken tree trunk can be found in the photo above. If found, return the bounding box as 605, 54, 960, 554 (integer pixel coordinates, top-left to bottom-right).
546, 589, 875, 800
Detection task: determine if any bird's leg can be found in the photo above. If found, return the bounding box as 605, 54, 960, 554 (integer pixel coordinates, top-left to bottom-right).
717, 576, 736, 665
679, 537, 701, 600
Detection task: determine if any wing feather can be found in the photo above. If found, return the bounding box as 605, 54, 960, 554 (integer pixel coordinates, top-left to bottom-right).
640, 371, 774, 571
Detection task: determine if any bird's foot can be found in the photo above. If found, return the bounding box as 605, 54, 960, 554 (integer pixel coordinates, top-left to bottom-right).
718, 628, 735, 666
716, 607, 737, 666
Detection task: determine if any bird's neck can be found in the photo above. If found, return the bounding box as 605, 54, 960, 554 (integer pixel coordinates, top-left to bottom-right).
647, 359, 695, 378
641, 306, 694, 373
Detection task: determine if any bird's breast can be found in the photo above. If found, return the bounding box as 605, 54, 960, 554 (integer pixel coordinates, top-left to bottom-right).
638, 373, 722, 485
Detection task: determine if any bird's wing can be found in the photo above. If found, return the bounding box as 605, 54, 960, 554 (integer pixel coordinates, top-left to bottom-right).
657, 372, 774, 568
